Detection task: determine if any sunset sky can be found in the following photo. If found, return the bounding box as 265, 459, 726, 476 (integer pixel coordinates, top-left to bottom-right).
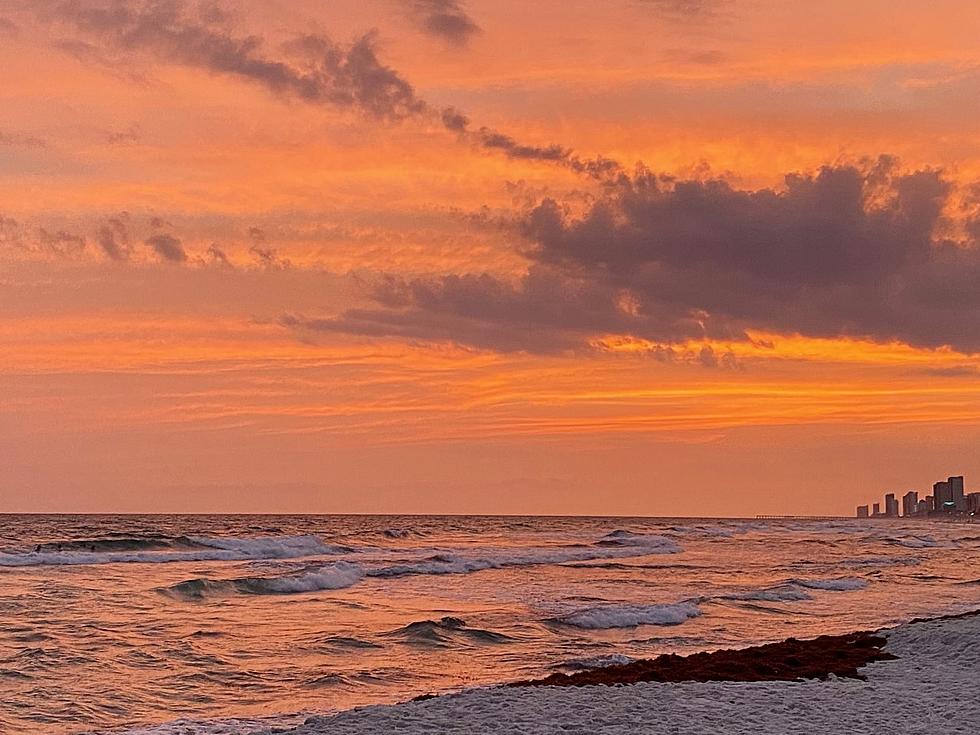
3, 0, 980, 515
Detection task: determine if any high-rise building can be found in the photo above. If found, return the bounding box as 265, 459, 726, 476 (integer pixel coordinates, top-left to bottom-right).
856, 505, 869, 518
873, 502, 881, 517
967, 492, 980, 514
934, 480, 955, 512
884, 493, 899, 517
917, 498, 931, 515
948, 476, 966, 511
901, 491, 918, 517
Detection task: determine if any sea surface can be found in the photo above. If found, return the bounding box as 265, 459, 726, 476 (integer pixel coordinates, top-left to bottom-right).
1, 514, 978, 735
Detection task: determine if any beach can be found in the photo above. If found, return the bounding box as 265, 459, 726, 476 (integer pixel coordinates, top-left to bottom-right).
3, 515, 979, 735
273, 611, 980, 734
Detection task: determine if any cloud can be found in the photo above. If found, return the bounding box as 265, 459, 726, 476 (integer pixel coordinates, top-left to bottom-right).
247, 226, 291, 269
0, 129, 47, 149
284, 159, 980, 355
96, 217, 131, 260
402, 0, 480, 46
145, 233, 186, 262
42, 0, 426, 121
37, 227, 86, 256
30, 1, 606, 171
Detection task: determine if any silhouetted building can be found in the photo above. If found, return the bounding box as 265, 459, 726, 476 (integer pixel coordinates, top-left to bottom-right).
934, 480, 955, 513
855, 476, 966, 519
948, 476, 966, 511
968, 492, 980, 514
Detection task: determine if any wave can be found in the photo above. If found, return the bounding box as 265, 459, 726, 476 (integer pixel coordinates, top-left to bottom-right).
838, 555, 921, 567
723, 586, 814, 603
555, 601, 702, 630
30, 536, 201, 553
596, 530, 682, 549
369, 534, 682, 579
0, 534, 349, 567
318, 636, 384, 650
792, 577, 869, 591
888, 535, 957, 549
160, 562, 363, 600
383, 617, 513, 647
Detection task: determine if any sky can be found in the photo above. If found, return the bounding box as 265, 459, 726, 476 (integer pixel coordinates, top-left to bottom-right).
2, 0, 980, 515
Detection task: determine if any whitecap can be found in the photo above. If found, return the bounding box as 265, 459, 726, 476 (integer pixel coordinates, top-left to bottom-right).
556, 601, 702, 630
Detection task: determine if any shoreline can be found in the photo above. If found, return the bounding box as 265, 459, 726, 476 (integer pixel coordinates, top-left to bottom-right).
267, 608, 980, 734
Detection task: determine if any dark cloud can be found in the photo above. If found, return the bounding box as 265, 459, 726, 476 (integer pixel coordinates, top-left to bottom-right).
36, 227, 86, 256
31, 1, 605, 171
96, 217, 131, 260
204, 243, 231, 267
474, 128, 568, 162
403, 0, 480, 46
145, 233, 186, 262
43, 0, 426, 121
286, 160, 980, 355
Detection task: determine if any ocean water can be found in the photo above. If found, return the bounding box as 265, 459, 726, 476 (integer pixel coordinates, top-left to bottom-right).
1, 514, 978, 735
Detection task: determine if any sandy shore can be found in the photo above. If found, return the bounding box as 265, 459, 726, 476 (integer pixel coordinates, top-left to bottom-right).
267, 610, 980, 734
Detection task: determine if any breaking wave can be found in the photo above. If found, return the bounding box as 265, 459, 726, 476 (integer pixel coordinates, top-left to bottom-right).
555, 601, 702, 630
160, 562, 363, 600
0, 534, 349, 567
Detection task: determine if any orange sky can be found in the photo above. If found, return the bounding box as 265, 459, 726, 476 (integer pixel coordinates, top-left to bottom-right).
2, 0, 980, 514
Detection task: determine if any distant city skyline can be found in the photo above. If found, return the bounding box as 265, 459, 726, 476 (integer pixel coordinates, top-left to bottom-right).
856, 475, 980, 519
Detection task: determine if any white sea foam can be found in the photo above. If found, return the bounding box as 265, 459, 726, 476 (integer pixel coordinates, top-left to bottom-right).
556, 601, 702, 629
0, 534, 347, 567
560, 653, 636, 670
244, 562, 364, 594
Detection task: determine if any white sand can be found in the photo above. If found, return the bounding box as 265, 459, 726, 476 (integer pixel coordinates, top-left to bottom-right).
272, 613, 980, 734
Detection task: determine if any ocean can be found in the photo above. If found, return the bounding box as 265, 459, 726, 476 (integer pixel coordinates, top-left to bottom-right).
1, 514, 978, 735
